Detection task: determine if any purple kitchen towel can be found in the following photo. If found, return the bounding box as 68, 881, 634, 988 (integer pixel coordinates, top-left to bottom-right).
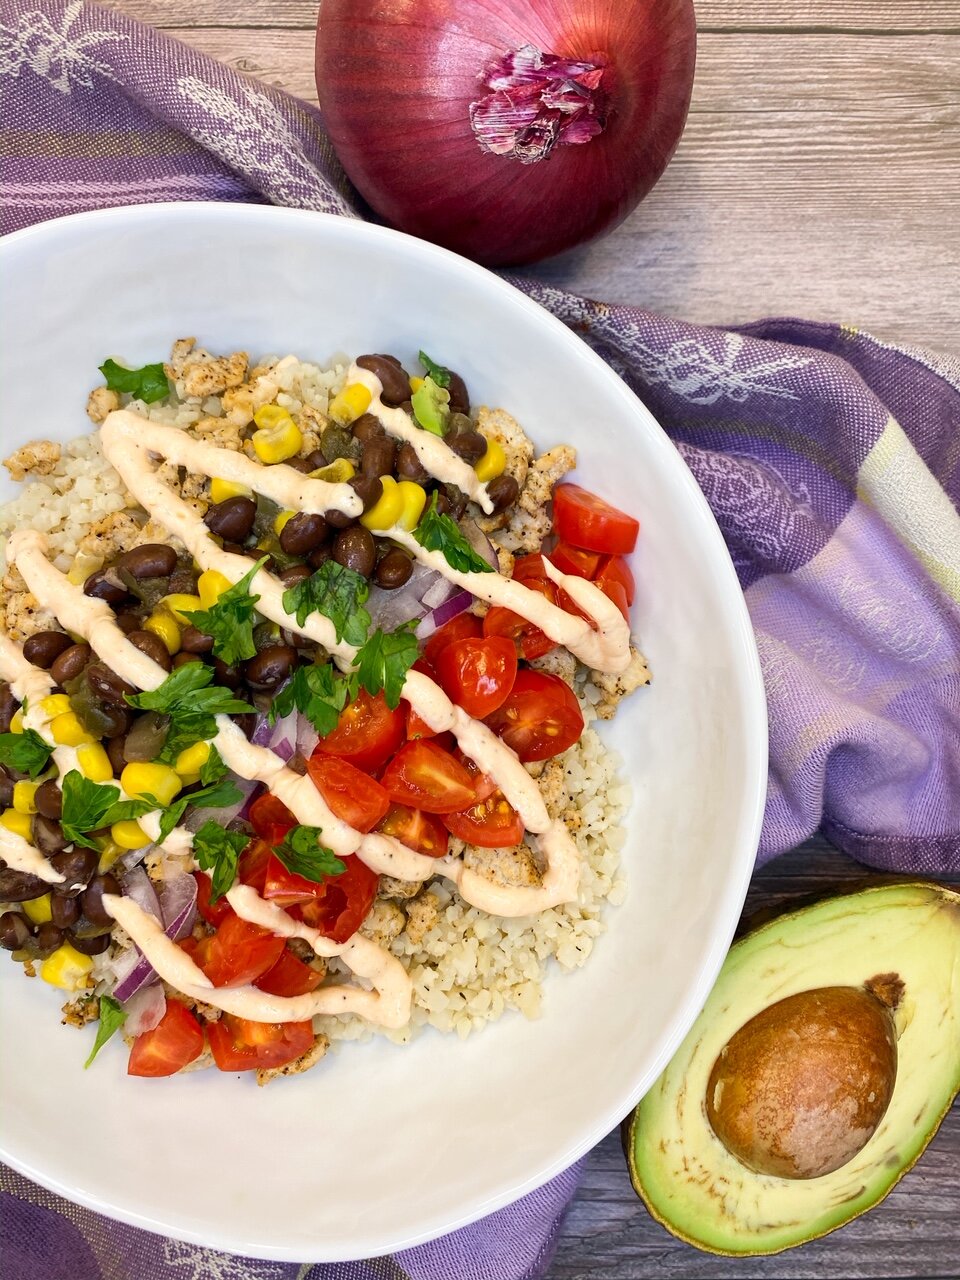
3, 1, 960, 1277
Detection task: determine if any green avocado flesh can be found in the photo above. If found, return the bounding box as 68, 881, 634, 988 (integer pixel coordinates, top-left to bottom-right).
628, 882, 960, 1256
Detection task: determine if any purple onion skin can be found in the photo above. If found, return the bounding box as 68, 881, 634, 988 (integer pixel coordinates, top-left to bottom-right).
315, 0, 696, 266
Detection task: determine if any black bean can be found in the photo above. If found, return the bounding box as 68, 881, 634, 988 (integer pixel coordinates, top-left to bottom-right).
117, 543, 177, 580
375, 548, 414, 590
321, 424, 361, 465
127, 629, 173, 672
351, 413, 385, 443
204, 496, 257, 542
442, 484, 468, 519
91, 702, 131, 740
0, 767, 13, 809
350, 474, 383, 513
83, 567, 129, 605
32, 815, 69, 856
23, 630, 72, 670
361, 435, 397, 478
213, 658, 242, 689
447, 371, 470, 415
180, 625, 214, 654
449, 429, 487, 465
0, 684, 17, 734
50, 642, 92, 686
80, 874, 120, 928
356, 354, 411, 405
279, 512, 328, 557
115, 611, 143, 635
284, 456, 314, 474
70, 931, 111, 956
487, 473, 520, 513
173, 652, 202, 669
106, 735, 127, 776
0, 866, 48, 902
333, 526, 376, 578
308, 545, 331, 571
49, 848, 98, 897
396, 443, 430, 484
244, 644, 296, 691
433, 492, 453, 518
50, 892, 81, 929
34, 922, 64, 954
34, 779, 62, 820
0, 911, 31, 950
305, 449, 327, 471
234, 713, 258, 741
278, 563, 313, 589
86, 662, 136, 707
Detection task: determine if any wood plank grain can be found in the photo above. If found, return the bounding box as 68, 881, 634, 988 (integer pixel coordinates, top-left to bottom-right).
548, 842, 960, 1279
105, 0, 960, 33
152, 26, 960, 350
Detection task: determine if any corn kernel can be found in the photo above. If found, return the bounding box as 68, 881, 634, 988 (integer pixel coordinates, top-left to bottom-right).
310, 458, 355, 484
197, 570, 232, 609
22, 894, 52, 925
121, 762, 182, 807
328, 383, 372, 426
359, 475, 405, 532
273, 510, 297, 537
111, 819, 151, 850
210, 476, 253, 504
475, 438, 507, 483
40, 943, 94, 992
0, 809, 33, 840
159, 593, 203, 625
50, 712, 94, 747
409, 376, 424, 394
395, 481, 428, 532
174, 741, 210, 777
252, 403, 294, 431
144, 612, 182, 655
252, 419, 302, 465
9, 709, 24, 735
12, 781, 39, 814
76, 742, 113, 783
40, 694, 71, 719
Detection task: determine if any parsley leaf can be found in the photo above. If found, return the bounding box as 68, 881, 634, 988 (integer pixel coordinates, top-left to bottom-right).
84, 996, 127, 1069
182, 557, 268, 666
61, 773, 121, 850
99, 357, 169, 405
269, 663, 353, 737
193, 821, 249, 902
413, 493, 495, 575
199, 744, 228, 786
355, 622, 419, 710
126, 664, 252, 764
411, 376, 450, 436
418, 350, 451, 389
0, 729, 53, 779
281, 560, 371, 647
274, 825, 345, 882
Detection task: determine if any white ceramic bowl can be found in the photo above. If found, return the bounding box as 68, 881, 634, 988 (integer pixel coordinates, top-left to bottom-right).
0, 203, 765, 1262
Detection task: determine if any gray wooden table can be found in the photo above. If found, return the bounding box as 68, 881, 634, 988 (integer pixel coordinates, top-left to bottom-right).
105, 2, 960, 1273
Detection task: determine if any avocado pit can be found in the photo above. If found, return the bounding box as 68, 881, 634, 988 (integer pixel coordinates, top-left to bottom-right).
705, 976, 902, 1179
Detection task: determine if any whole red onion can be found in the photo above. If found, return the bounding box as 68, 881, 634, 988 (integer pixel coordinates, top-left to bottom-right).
315, 0, 696, 266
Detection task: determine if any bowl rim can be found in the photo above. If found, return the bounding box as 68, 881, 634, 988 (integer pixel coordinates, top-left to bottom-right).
0, 200, 768, 1261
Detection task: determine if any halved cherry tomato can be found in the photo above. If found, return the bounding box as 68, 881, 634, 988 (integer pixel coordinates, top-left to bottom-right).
443, 789, 525, 848
595, 554, 636, 605
435, 635, 518, 719
315, 687, 404, 774
483, 555, 557, 661
262, 852, 326, 907
422, 612, 482, 669
598, 577, 630, 622
249, 793, 296, 846
380, 740, 477, 814
484, 669, 585, 762
306, 754, 390, 833
194, 913, 285, 988
377, 803, 449, 857
127, 1000, 204, 1077
454, 750, 497, 804
291, 854, 379, 943
238, 837, 272, 894
553, 483, 639, 555
207, 1013, 314, 1073
253, 946, 323, 997
549, 540, 603, 579
193, 870, 232, 927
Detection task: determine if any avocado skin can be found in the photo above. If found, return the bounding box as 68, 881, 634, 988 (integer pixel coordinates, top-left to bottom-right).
626, 880, 960, 1256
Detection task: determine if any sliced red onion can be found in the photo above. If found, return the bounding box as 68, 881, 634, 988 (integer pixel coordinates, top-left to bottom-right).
366, 560, 439, 632
113, 867, 187, 1003
460, 517, 499, 570
422, 576, 458, 610
122, 866, 161, 921
416, 590, 474, 641
184, 774, 258, 833
296, 712, 320, 759
123, 982, 166, 1037
250, 712, 274, 747
159, 871, 197, 942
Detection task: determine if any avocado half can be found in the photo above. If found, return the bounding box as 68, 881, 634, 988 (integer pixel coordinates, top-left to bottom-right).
626, 881, 960, 1255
